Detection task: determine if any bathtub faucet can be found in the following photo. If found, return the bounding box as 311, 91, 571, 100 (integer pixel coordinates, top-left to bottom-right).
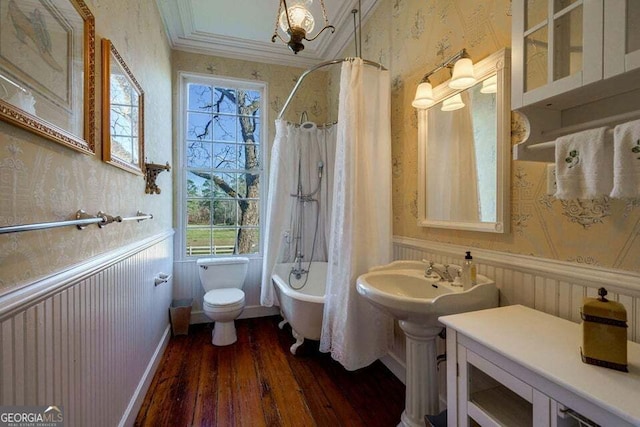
291, 253, 307, 279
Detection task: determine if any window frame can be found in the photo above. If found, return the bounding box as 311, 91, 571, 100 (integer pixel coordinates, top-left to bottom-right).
177, 71, 268, 260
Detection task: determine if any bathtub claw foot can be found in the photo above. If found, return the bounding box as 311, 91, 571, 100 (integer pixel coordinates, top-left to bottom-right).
278, 315, 288, 330
290, 329, 304, 355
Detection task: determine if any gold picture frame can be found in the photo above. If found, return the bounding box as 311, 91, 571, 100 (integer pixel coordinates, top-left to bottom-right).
101, 38, 144, 175
0, 0, 96, 155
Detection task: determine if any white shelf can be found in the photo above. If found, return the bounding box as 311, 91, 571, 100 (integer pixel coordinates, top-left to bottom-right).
470, 385, 533, 427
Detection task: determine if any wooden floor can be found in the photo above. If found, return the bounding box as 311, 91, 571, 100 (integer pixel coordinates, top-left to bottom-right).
135, 316, 405, 427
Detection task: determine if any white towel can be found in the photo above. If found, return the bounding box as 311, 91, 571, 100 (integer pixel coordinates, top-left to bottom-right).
610, 119, 640, 198
554, 127, 613, 200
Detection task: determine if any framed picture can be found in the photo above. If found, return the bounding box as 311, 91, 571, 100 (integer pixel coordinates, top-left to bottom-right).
101, 38, 144, 175
0, 0, 96, 155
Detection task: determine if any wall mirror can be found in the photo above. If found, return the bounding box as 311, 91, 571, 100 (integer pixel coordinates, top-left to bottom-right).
417, 49, 510, 233
101, 39, 144, 175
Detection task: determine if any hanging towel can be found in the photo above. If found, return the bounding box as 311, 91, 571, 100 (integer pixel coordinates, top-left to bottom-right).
554, 127, 613, 200
610, 119, 640, 198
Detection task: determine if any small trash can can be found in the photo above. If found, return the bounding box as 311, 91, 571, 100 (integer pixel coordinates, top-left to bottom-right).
169, 298, 193, 336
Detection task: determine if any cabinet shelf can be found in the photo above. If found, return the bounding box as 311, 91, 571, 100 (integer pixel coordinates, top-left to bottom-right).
470, 385, 533, 427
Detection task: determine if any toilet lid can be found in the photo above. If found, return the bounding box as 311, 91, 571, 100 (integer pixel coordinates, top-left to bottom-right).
204, 288, 244, 307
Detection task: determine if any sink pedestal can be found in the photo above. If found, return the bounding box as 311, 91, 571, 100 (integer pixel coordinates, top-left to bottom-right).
398, 321, 442, 427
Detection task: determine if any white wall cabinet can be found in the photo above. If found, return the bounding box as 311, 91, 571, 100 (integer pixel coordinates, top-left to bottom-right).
511, 0, 640, 161
441, 305, 640, 427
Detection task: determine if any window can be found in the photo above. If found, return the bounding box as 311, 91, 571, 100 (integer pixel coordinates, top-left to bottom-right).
179, 74, 266, 257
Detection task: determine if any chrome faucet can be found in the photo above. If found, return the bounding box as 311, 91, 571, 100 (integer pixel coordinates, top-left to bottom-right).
423, 260, 453, 282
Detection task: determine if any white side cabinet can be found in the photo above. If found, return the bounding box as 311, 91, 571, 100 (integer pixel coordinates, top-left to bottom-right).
440, 305, 640, 427
511, 0, 640, 161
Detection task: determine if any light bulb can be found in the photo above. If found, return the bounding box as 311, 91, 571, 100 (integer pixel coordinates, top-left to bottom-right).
279, 0, 315, 34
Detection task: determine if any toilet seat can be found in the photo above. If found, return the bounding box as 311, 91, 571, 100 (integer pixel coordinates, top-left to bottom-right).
203, 288, 245, 311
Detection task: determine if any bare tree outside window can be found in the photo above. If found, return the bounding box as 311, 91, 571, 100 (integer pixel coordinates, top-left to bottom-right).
184, 80, 262, 256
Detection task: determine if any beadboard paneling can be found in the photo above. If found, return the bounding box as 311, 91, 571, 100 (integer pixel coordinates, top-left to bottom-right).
0, 232, 173, 427
393, 236, 640, 343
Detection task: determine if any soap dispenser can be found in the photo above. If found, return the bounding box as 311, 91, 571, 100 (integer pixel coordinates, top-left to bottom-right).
581, 287, 628, 372
461, 251, 477, 290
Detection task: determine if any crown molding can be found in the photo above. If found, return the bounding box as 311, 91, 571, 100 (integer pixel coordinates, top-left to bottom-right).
157, 0, 383, 68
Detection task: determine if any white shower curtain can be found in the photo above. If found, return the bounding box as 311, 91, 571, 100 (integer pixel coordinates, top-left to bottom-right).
320, 58, 394, 370
260, 120, 336, 306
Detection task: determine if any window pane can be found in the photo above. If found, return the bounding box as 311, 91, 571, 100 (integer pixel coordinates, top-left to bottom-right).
237, 228, 260, 254
188, 84, 213, 111
214, 88, 237, 114
553, 5, 582, 81
186, 228, 212, 256
214, 115, 237, 141
239, 145, 260, 170
213, 228, 237, 254
187, 141, 213, 169
213, 172, 237, 195
186, 171, 211, 197
187, 200, 211, 226
212, 143, 238, 169
238, 174, 260, 198
187, 112, 213, 141
130, 107, 139, 137
213, 200, 237, 226
244, 200, 260, 225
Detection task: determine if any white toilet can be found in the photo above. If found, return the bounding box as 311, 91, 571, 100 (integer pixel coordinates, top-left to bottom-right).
197, 257, 249, 346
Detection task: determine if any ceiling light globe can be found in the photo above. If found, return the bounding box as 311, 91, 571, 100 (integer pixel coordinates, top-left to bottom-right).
279, 1, 315, 34
449, 58, 476, 89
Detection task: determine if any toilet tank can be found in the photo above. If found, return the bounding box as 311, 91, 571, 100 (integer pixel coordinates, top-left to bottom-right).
197, 257, 249, 292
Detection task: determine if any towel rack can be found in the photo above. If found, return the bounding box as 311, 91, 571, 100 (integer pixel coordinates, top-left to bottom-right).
0, 210, 153, 235
513, 110, 640, 162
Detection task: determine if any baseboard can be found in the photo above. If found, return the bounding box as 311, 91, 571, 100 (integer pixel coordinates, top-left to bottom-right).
190, 305, 280, 324
119, 325, 171, 427
380, 351, 406, 385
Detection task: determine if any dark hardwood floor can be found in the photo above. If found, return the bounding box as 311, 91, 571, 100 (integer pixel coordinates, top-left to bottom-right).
135, 316, 405, 427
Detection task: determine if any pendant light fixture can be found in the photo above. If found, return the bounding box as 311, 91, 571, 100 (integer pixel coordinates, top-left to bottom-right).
271, 0, 335, 54
441, 93, 465, 111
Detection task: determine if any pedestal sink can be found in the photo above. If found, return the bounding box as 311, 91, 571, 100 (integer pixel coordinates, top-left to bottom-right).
356, 260, 499, 427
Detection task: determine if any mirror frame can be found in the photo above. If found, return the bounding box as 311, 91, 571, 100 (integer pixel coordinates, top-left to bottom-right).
101, 38, 144, 175
417, 48, 511, 233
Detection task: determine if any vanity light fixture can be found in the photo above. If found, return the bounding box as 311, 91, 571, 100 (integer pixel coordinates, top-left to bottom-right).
271, 0, 335, 54
441, 93, 465, 111
412, 48, 476, 109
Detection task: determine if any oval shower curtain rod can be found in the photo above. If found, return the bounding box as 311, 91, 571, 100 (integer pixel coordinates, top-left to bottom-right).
277, 57, 387, 120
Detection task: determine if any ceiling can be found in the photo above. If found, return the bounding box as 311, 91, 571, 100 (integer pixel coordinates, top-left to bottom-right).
156, 0, 379, 68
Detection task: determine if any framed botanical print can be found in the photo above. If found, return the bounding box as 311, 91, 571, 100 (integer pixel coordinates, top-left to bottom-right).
0, 0, 96, 155
101, 38, 144, 175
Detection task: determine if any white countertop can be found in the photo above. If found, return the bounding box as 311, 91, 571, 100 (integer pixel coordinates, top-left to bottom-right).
440, 305, 640, 425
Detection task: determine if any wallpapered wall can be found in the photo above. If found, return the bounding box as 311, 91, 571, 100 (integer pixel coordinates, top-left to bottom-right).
0, 0, 173, 290
353, 0, 640, 273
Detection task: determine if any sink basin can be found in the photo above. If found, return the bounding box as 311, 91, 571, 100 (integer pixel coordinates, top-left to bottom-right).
356, 263, 498, 325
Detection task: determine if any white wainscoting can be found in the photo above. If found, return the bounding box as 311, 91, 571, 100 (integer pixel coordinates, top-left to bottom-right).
173, 258, 279, 324
0, 231, 174, 427
385, 236, 640, 397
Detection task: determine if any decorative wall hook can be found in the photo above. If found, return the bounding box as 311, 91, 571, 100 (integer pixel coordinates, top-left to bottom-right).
144, 162, 171, 194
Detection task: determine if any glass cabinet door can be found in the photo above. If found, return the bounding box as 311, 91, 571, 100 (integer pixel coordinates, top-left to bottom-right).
604, 0, 640, 77
513, 0, 603, 108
